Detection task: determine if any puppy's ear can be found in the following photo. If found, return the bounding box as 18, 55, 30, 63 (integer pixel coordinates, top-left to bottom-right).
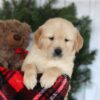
33, 27, 42, 45
74, 31, 84, 53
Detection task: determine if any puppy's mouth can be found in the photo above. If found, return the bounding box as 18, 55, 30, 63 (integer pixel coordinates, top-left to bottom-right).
53, 53, 63, 58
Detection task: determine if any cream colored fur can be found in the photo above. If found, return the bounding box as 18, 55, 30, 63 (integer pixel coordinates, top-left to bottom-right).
22, 18, 83, 100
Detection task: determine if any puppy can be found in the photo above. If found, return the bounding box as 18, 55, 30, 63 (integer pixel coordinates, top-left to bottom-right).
22, 18, 83, 99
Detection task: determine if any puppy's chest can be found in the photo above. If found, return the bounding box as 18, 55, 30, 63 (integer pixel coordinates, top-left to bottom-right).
34, 57, 73, 74
34, 57, 51, 73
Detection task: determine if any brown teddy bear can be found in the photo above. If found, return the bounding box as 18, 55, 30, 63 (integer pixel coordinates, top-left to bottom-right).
0, 19, 32, 70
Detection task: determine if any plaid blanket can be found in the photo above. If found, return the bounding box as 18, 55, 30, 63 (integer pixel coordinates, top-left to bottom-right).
0, 66, 70, 100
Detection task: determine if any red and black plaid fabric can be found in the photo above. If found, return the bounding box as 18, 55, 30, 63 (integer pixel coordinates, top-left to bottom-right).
0, 66, 70, 100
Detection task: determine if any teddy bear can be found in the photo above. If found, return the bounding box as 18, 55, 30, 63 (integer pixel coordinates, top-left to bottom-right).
0, 19, 32, 70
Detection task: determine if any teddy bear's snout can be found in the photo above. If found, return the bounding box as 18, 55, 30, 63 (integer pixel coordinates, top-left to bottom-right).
13, 34, 22, 41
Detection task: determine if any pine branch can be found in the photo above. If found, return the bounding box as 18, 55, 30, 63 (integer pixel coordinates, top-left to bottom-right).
11, 0, 17, 8
44, 0, 57, 8
26, 0, 32, 7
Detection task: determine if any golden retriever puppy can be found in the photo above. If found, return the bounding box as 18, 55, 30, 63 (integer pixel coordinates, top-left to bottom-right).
22, 18, 83, 97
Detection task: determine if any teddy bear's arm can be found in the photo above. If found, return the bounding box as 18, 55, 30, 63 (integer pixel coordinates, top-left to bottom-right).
0, 57, 8, 68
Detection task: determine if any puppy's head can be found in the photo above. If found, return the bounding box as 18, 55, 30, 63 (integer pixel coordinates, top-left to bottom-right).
34, 18, 83, 60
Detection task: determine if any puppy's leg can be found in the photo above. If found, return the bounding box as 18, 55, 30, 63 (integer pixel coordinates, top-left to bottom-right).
64, 95, 67, 100
22, 63, 37, 90
40, 67, 61, 89
64, 85, 71, 100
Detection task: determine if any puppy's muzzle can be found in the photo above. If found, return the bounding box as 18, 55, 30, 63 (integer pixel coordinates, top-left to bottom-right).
53, 47, 62, 57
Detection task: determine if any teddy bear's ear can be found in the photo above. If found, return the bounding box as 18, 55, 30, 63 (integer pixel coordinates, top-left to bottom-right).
0, 21, 5, 33
22, 23, 32, 34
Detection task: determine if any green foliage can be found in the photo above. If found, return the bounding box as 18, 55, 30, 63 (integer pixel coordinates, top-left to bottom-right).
0, 0, 96, 100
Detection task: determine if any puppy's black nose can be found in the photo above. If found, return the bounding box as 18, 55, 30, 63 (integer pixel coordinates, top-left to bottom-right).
54, 48, 62, 57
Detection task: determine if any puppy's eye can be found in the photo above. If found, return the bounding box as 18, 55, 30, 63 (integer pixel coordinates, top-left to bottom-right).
65, 38, 69, 42
49, 37, 54, 41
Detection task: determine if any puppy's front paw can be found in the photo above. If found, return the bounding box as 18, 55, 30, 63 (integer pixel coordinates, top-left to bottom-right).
23, 72, 37, 90
40, 72, 58, 89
